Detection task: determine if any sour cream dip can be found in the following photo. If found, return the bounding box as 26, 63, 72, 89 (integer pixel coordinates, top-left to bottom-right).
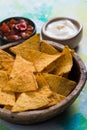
45, 20, 78, 39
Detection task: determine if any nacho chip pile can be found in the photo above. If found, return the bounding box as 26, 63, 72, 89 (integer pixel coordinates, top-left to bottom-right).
0, 34, 77, 113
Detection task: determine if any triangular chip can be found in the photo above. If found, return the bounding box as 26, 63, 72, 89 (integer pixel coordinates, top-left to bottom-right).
10, 34, 40, 55
0, 71, 14, 106
0, 50, 14, 75
11, 92, 49, 112
25, 49, 61, 72
42, 60, 56, 73
10, 55, 36, 77
40, 40, 59, 54
3, 55, 38, 92
3, 71, 38, 92
0, 70, 8, 89
48, 92, 65, 107
36, 73, 52, 97
53, 46, 73, 76
0, 88, 15, 106
43, 73, 76, 96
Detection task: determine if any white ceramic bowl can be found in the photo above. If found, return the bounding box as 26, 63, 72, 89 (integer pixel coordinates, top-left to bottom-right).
41, 17, 83, 49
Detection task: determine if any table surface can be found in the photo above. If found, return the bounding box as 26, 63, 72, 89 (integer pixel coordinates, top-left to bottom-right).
0, 0, 87, 130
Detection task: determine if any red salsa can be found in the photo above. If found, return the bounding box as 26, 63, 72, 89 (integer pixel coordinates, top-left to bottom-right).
0, 18, 34, 41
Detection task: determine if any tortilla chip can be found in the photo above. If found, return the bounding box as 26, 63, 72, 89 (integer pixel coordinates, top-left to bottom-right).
0, 88, 15, 106
0, 50, 14, 75
21, 49, 42, 62
0, 70, 8, 89
36, 73, 48, 88
40, 40, 59, 54
10, 34, 40, 55
10, 55, 36, 78
48, 92, 65, 107
53, 46, 73, 76
43, 73, 76, 96
42, 60, 56, 73
3, 55, 38, 92
36, 73, 52, 97
11, 92, 49, 112
3, 71, 38, 92
27, 49, 61, 72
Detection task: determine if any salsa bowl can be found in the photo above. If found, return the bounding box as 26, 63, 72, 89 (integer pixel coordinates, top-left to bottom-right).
0, 17, 36, 45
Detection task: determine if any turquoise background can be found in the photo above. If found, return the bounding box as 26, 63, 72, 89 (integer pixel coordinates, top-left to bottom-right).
0, 0, 87, 130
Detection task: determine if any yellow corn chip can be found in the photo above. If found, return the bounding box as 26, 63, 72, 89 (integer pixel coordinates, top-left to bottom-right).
40, 40, 59, 54
36, 73, 52, 97
0, 88, 15, 106
43, 73, 76, 96
3, 55, 38, 92
54, 46, 73, 76
42, 53, 63, 73
26, 49, 61, 72
48, 92, 65, 107
0, 50, 14, 75
10, 34, 40, 55
0, 70, 8, 89
3, 71, 38, 92
42, 60, 56, 73
11, 92, 49, 112
10, 55, 36, 78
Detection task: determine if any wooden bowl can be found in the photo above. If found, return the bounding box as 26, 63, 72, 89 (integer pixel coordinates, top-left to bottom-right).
0, 41, 86, 124
41, 17, 83, 49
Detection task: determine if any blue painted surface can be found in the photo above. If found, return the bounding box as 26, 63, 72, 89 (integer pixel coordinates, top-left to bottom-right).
0, 0, 87, 129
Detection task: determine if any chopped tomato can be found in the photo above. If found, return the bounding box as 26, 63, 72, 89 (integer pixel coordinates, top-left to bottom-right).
0, 18, 34, 41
